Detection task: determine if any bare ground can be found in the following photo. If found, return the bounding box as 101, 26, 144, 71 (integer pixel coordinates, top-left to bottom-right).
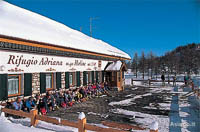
47, 85, 172, 126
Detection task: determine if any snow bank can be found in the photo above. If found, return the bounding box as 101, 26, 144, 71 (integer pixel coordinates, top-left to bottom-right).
133, 81, 142, 85
1, 116, 96, 132
0, 116, 51, 132
0, 112, 95, 132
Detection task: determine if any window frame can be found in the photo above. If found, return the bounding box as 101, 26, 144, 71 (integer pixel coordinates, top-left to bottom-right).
46, 73, 54, 91
69, 74, 73, 86
86, 73, 89, 84
88, 71, 91, 83
69, 72, 76, 87
8, 74, 21, 97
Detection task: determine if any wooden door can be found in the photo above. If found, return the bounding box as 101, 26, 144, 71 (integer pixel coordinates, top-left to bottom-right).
117, 71, 124, 91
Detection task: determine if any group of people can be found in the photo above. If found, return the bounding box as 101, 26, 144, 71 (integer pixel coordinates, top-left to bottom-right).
161, 74, 177, 86
5, 82, 110, 116
161, 74, 191, 86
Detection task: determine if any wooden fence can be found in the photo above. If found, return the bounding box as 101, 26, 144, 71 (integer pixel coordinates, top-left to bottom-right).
0, 108, 159, 132
131, 79, 184, 86
191, 81, 200, 98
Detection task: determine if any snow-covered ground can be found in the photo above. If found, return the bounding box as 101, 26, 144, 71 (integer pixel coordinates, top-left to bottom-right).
0, 113, 84, 132
109, 93, 152, 106
108, 85, 173, 132
1, 78, 199, 132
111, 79, 199, 132
169, 86, 200, 132
0, 105, 94, 132
110, 108, 169, 131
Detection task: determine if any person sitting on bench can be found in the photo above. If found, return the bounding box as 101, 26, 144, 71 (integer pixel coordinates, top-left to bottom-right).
12, 97, 23, 111
26, 97, 36, 112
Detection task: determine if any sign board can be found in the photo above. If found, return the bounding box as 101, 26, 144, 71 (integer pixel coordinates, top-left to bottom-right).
0, 50, 109, 74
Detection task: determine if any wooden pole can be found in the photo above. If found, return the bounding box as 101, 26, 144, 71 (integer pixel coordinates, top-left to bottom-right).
78, 112, 86, 132
78, 118, 86, 132
30, 109, 38, 127
150, 130, 158, 132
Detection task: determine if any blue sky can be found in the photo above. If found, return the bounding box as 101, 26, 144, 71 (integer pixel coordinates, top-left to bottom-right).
6, 0, 200, 57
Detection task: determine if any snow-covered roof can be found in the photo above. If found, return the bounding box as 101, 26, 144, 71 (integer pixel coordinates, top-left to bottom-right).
106, 61, 122, 71
0, 1, 131, 60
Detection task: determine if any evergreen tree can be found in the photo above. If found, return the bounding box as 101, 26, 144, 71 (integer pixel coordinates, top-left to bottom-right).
132, 52, 138, 78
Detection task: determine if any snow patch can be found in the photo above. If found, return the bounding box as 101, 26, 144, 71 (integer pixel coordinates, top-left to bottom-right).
158, 103, 171, 110
87, 112, 109, 119
131, 87, 138, 91
179, 111, 190, 118
133, 81, 142, 85
109, 98, 136, 106
99, 95, 107, 97
110, 108, 169, 132
109, 93, 152, 106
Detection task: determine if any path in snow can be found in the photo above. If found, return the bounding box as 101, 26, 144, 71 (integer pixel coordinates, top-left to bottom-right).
169, 86, 200, 132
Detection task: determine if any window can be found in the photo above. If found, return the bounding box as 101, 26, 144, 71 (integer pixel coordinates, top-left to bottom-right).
86, 73, 89, 84
69, 73, 76, 86
69, 74, 73, 86
89, 72, 92, 83
122, 71, 124, 79
96, 72, 99, 82
8, 75, 21, 96
46, 73, 53, 89
112, 72, 115, 81
118, 72, 121, 81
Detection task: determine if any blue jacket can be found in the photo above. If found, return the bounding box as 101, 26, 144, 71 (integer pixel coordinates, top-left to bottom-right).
12, 101, 23, 110
26, 100, 35, 109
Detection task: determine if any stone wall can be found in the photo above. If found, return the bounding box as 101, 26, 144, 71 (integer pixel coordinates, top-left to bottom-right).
80, 72, 83, 86
32, 73, 40, 94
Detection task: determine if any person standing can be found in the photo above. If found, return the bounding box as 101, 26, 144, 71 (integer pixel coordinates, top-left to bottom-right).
161, 74, 165, 86
173, 75, 176, 86
184, 75, 189, 85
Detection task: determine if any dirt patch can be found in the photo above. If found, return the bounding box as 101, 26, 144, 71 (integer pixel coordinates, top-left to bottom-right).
47, 86, 172, 126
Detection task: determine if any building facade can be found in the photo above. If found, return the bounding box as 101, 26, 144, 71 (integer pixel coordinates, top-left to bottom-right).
0, 1, 131, 101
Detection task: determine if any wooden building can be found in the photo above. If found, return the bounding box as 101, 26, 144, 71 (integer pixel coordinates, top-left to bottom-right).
0, 1, 131, 101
